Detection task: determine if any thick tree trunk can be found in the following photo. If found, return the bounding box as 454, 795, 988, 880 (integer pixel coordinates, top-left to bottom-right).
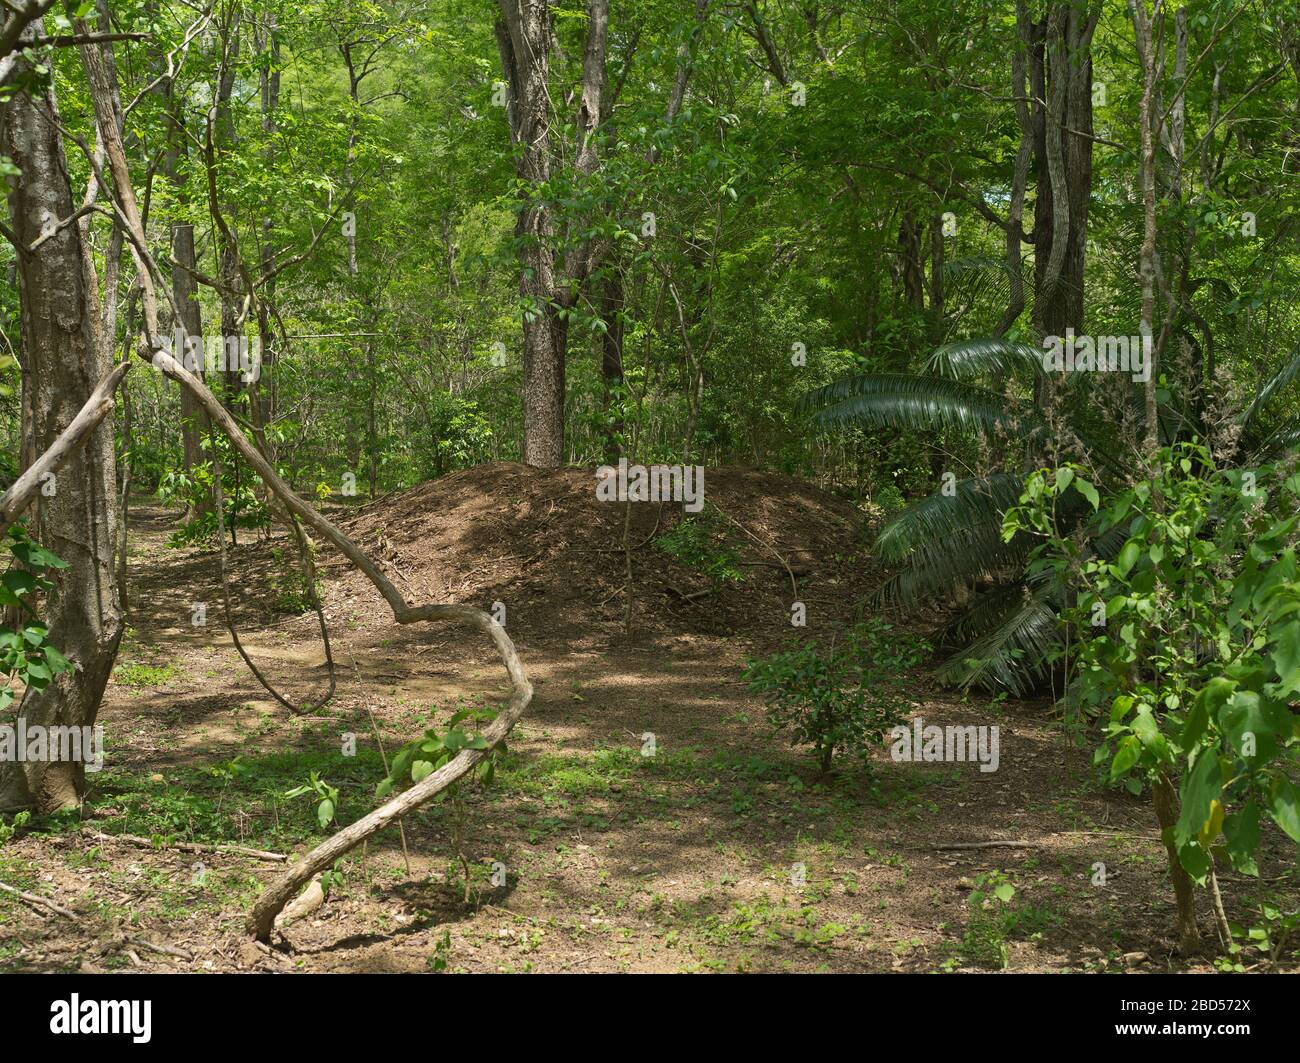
0, 23, 123, 812
497, 0, 609, 468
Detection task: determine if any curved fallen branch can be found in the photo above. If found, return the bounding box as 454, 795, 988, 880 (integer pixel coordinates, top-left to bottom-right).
145, 351, 533, 942
0, 360, 130, 539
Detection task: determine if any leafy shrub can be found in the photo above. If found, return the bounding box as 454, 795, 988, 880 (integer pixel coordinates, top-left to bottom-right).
1003, 443, 1300, 952
742, 618, 927, 774
157, 430, 268, 547
267, 546, 321, 614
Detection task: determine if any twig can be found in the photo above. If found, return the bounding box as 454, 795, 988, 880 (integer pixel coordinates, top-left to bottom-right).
125, 936, 192, 962
87, 831, 287, 862
0, 879, 77, 918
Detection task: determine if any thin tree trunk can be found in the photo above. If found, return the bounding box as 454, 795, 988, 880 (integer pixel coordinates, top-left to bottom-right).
1153, 772, 1201, 955
1132, 0, 1160, 462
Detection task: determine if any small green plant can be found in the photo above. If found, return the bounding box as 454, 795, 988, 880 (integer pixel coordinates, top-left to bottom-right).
0, 524, 74, 711
427, 929, 452, 972
267, 545, 321, 614
113, 661, 177, 689
960, 871, 1017, 970
654, 506, 745, 586
1226, 899, 1300, 971
376, 703, 503, 798
377, 703, 503, 904
284, 772, 340, 829
320, 859, 345, 896
0, 810, 30, 847
742, 618, 927, 775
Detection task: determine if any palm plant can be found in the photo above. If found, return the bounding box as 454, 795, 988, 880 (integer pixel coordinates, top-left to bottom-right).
802, 271, 1300, 696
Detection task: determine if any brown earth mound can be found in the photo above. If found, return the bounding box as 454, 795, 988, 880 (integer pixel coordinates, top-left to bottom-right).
321, 462, 879, 650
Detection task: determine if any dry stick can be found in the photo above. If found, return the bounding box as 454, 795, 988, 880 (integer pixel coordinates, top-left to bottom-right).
0, 361, 130, 539
87, 831, 287, 862
1207, 862, 1233, 951
124, 935, 192, 962
710, 502, 798, 599
3, 883, 192, 961
592, 500, 663, 552
0, 879, 77, 919
916, 840, 1044, 851
621, 495, 634, 633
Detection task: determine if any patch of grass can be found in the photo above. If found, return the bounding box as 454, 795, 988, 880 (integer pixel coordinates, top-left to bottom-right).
113, 661, 178, 689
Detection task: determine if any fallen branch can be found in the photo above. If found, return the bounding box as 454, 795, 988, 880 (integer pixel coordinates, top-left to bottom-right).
915, 840, 1044, 851
0, 360, 129, 538
124, 935, 192, 962
87, 831, 288, 863
0, 879, 77, 919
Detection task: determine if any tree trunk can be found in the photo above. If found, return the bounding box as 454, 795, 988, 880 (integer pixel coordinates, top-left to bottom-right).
1153, 772, 1201, 955
599, 270, 624, 462
1020, 1, 1098, 340
0, 22, 123, 812
497, 0, 609, 468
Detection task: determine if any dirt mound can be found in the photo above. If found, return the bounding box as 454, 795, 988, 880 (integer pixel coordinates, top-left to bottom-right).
322, 462, 877, 650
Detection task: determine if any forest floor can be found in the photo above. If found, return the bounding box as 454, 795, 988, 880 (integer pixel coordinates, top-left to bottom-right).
0, 462, 1297, 973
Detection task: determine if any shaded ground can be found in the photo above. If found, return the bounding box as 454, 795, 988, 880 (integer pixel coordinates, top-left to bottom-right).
0, 464, 1296, 973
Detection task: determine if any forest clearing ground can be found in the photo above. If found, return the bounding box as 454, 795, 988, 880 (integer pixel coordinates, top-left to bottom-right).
1, 467, 1297, 973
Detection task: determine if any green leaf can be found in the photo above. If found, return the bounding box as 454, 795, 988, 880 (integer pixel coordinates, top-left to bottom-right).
1270, 619, 1300, 694
316, 798, 335, 828
1, 570, 38, 600
1177, 752, 1222, 851
1115, 540, 1141, 577
1110, 736, 1141, 780
1223, 800, 1260, 876
1074, 478, 1100, 511
1266, 776, 1300, 844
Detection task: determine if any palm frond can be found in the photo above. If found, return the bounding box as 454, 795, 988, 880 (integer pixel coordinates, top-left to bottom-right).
925, 338, 1044, 381
932, 582, 1062, 695
801, 373, 1032, 435
876, 473, 1024, 564
874, 528, 1031, 608
1241, 341, 1300, 428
